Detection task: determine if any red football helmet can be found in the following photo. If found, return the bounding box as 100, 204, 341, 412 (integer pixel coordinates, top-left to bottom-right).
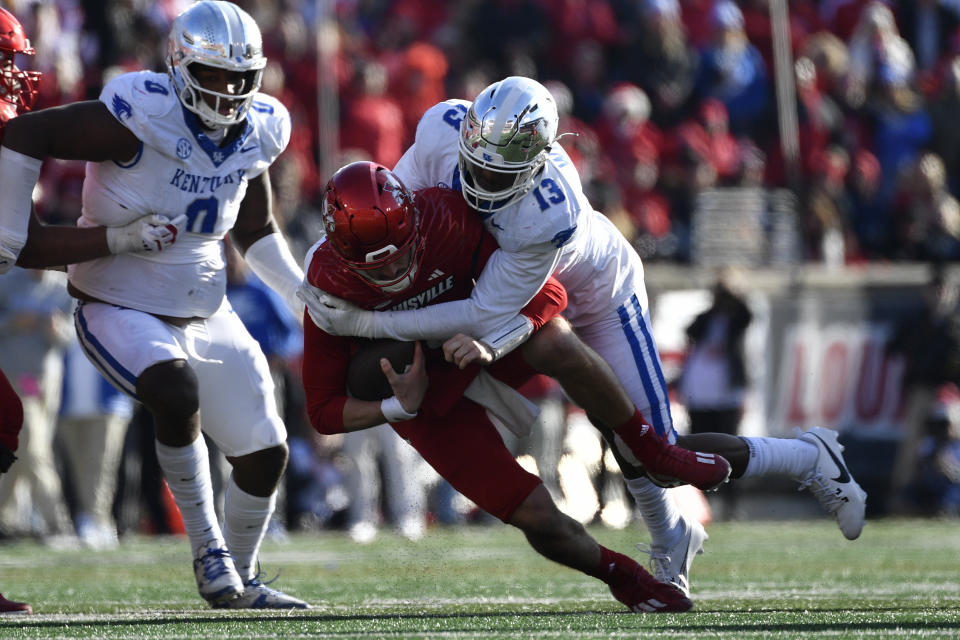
0, 7, 40, 123
322, 161, 423, 293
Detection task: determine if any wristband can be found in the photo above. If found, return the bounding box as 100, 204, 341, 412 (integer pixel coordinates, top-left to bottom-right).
381, 395, 418, 422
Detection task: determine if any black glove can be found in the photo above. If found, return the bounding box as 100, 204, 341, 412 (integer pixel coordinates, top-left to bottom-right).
0, 442, 17, 474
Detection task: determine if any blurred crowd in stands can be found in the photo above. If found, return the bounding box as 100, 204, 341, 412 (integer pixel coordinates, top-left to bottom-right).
4, 0, 960, 546
16, 0, 960, 266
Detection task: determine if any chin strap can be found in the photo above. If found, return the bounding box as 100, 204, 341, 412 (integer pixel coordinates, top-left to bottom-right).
244, 233, 305, 318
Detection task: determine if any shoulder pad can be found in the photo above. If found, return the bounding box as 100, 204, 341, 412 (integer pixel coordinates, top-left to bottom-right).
101, 71, 177, 122
415, 99, 469, 145
494, 161, 582, 251
248, 94, 291, 163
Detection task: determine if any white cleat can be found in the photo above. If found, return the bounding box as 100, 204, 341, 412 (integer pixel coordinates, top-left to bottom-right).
193, 540, 244, 605
214, 575, 310, 609
637, 518, 707, 597
796, 426, 867, 540
348, 521, 378, 545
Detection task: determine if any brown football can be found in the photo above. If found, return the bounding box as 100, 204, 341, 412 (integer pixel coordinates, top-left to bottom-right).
346, 339, 417, 400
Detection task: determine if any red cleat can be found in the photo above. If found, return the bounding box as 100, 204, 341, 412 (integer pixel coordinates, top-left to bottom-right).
613, 421, 731, 491
607, 557, 693, 613
0, 593, 32, 615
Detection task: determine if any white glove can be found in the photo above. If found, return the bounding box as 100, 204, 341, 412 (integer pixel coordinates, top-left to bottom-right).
297, 282, 375, 337
106, 214, 187, 254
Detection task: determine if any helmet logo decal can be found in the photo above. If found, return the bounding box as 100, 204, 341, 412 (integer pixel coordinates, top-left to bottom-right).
321, 201, 336, 232
176, 138, 193, 159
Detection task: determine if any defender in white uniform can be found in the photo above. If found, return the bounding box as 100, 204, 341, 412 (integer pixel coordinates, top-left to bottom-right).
304, 77, 867, 597
0, 1, 307, 609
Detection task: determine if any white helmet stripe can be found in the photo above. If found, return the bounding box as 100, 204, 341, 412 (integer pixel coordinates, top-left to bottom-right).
488, 84, 526, 151
221, 3, 246, 59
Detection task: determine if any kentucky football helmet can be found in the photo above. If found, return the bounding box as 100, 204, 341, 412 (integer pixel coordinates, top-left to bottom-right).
322, 162, 424, 293
458, 76, 559, 212
166, 1, 266, 129
0, 7, 40, 122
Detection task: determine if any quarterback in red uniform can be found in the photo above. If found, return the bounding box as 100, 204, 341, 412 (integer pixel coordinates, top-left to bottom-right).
300, 161, 692, 613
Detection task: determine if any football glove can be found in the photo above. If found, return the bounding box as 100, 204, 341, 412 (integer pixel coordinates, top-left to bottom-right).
106, 214, 187, 254
297, 283, 375, 337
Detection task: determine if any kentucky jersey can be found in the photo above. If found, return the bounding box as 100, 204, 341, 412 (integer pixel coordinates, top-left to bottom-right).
68, 71, 291, 318
393, 99, 646, 331
392, 100, 674, 438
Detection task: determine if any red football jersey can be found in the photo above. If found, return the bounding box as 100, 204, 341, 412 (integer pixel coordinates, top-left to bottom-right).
306, 187, 495, 311
302, 187, 566, 434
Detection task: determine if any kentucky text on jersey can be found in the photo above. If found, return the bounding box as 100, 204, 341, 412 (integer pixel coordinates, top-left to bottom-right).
383, 275, 455, 311
169, 168, 246, 194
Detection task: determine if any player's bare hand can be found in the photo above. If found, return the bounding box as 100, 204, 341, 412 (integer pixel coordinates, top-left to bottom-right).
442, 333, 494, 369
381, 341, 427, 412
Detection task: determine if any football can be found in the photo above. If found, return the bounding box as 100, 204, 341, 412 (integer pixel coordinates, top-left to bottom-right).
346, 339, 417, 400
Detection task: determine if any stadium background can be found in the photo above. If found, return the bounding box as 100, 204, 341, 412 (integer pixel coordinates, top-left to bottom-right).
5, 0, 960, 526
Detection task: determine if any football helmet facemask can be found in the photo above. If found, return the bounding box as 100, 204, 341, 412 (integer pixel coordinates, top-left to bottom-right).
0, 7, 41, 121
458, 76, 559, 213
322, 162, 424, 294
166, 1, 265, 129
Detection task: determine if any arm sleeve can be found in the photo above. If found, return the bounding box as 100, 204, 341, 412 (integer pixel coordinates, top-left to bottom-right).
301, 315, 350, 434
520, 276, 567, 330
243, 232, 304, 317
366, 243, 562, 341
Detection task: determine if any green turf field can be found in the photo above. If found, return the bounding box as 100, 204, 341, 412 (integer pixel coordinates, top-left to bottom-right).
1, 518, 958, 639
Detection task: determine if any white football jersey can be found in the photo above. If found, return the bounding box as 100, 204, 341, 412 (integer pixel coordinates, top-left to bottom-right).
68, 71, 291, 318
392, 99, 647, 333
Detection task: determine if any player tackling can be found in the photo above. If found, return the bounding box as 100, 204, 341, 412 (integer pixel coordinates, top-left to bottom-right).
301, 160, 694, 613
303, 76, 868, 598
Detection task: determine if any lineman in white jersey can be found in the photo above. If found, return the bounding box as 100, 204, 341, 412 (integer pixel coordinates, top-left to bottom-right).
304, 76, 867, 597
0, 2, 308, 609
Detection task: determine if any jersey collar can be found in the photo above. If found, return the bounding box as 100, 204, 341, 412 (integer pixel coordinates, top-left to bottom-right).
180, 103, 254, 168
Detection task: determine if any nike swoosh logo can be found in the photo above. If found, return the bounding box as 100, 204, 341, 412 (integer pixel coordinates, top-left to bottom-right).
811, 433, 851, 483
241, 145, 257, 153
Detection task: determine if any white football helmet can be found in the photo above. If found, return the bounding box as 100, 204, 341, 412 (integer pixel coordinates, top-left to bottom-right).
166, 1, 266, 129
458, 76, 559, 212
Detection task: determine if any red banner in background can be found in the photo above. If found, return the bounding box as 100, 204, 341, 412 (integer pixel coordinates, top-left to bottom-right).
650, 276, 924, 442
772, 324, 906, 438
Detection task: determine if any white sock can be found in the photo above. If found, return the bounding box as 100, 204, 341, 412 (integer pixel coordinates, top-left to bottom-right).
625, 476, 683, 548
223, 475, 276, 584
740, 437, 819, 480
155, 437, 223, 555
